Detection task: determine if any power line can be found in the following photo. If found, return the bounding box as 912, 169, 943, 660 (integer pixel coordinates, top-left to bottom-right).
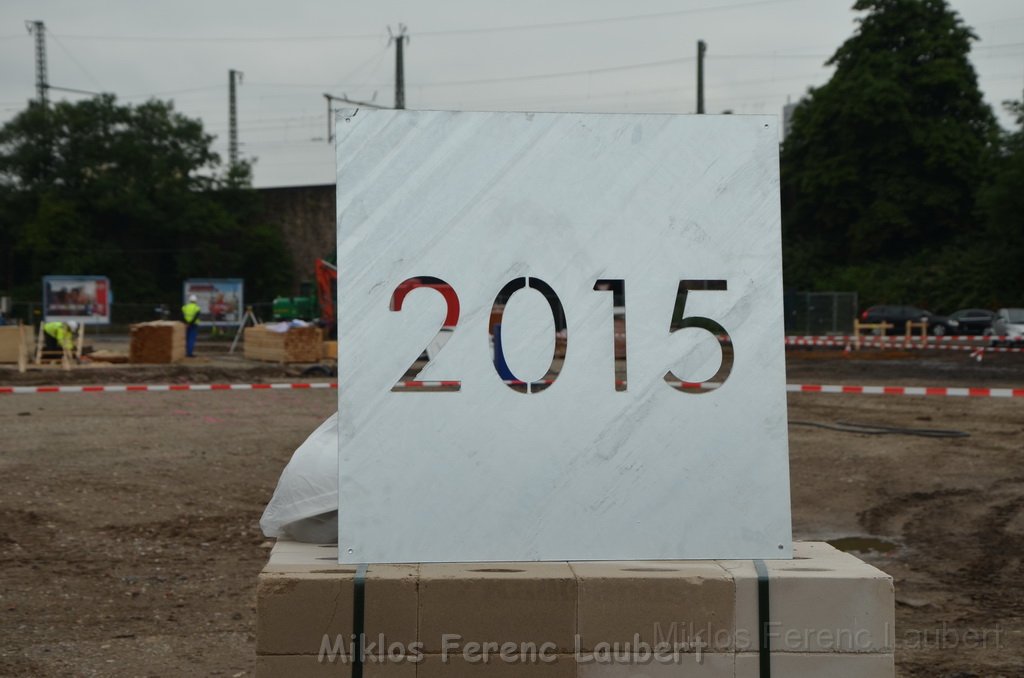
975, 41, 1024, 50
238, 55, 694, 92
975, 15, 1024, 27
715, 52, 829, 60
44, 1, 805, 44
331, 46, 389, 90
427, 85, 686, 108
205, 113, 324, 129
48, 85, 103, 96
415, 56, 696, 88
49, 33, 104, 92
119, 85, 225, 100
52, 31, 383, 43
413, 0, 806, 36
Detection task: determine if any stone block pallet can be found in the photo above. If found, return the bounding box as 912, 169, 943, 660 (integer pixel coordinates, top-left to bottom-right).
256, 541, 894, 677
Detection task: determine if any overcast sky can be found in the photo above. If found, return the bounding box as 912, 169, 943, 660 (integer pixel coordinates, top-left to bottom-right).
1, 0, 1021, 188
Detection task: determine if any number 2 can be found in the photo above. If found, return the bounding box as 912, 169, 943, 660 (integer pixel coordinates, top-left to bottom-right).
390, 278, 461, 391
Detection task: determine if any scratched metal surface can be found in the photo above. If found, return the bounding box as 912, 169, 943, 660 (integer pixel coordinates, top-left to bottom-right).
336, 109, 791, 563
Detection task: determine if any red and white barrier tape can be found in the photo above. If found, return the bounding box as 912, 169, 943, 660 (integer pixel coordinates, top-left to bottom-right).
784, 337, 1024, 354
785, 334, 1019, 343
0, 382, 337, 395
1, 381, 1022, 398
786, 384, 1024, 398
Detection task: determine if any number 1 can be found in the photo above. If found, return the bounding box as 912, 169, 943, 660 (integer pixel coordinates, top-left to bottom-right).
594, 279, 626, 391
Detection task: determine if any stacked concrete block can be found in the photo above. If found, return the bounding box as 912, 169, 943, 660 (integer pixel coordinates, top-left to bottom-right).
255, 541, 894, 677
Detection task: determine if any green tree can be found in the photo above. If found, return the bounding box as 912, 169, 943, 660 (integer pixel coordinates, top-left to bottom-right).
977, 102, 1024, 304
0, 95, 291, 307
781, 0, 997, 293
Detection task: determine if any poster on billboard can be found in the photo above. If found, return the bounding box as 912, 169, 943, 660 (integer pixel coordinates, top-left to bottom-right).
43, 276, 112, 324
182, 279, 243, 325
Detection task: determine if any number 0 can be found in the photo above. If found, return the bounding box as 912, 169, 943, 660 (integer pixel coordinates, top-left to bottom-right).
490, 277, 566, 394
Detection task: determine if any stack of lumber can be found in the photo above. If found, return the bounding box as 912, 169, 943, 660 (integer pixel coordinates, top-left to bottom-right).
0, 324, 33, 364
129, 321, 185, 364
87, 349, 130, 364
244, 325, 323, 363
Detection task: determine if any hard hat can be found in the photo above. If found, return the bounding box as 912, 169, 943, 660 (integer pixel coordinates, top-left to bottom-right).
67, 320, 79, 332
188, 294, 198, 303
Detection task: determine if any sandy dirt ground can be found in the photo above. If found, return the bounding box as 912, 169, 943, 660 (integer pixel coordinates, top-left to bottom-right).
1, 343, 1022, 676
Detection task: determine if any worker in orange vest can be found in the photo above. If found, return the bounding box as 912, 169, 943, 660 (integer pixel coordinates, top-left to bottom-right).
182, 295, 201, 357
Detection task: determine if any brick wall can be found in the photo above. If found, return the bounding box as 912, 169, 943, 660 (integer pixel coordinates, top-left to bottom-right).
257, 184, 335, 293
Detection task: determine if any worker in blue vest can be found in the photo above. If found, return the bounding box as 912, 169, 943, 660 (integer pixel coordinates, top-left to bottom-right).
182, 294, 201, 357
43, 320, 78, 356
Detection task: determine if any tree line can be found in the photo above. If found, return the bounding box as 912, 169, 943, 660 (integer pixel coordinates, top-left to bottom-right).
0, 95, 292, 309
782, 0, 1023, 311
1, 0, 1021, 316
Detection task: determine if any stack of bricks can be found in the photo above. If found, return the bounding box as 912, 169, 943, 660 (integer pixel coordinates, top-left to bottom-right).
129, 321, 185, 364
256, 541, 894, 677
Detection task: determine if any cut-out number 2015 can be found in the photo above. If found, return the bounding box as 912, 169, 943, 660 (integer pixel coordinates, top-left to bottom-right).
389, 277, 733, 393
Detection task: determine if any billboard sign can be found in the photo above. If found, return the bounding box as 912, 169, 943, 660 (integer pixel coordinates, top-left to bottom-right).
336, 110, 791, 563
182, 279, 243, 326
43, 276, 111, 324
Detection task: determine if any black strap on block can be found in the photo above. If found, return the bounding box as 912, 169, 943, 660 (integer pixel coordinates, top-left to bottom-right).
353, 563, 368, 678
753, 559, 771, 678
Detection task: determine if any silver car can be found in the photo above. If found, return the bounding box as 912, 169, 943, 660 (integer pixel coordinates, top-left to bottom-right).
992, 308, 1024, 345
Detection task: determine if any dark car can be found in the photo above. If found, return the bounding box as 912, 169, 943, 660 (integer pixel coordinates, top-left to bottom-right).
860, 305, 959, 336
948, 308, 995, 336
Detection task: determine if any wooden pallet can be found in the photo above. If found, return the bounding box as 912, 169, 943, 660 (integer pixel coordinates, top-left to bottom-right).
0, 323, 33, 372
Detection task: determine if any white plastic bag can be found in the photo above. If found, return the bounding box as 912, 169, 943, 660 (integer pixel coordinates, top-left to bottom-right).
260, 413, 338, 542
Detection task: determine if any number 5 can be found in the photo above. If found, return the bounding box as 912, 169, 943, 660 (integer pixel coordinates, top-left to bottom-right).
663, 280, 733, 393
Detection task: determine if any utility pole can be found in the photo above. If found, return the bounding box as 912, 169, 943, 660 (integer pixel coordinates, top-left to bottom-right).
323, 93, 387, 142
25, 21, 48, 106
229, 69, 243, 169
697, 40, 707, 114
389, 24, 409, 110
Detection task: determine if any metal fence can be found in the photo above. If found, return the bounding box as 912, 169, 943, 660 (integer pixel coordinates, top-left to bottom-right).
784, 291, 859, 335
0, 300, 275, 333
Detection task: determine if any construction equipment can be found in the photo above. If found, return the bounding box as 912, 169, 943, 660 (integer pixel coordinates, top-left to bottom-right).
271, 283, 316, 322
271, 259, 337, 338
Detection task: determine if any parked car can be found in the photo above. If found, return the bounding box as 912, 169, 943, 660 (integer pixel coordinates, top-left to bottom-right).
948, 308, 996, 336
860, 305, 959, 336
992, 308, 1024, 345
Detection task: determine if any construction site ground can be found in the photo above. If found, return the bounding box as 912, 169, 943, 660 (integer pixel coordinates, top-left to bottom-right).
1, 337, 1023, 676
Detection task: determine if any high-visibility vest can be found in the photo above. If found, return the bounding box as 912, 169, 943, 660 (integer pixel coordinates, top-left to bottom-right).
182, 302, 201, 325
43, 321, 74, 350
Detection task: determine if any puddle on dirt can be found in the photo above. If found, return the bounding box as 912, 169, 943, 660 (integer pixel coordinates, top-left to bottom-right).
827, 536, 900, 554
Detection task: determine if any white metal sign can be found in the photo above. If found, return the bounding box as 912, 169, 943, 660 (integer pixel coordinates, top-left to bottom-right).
336, 110, 791, 563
